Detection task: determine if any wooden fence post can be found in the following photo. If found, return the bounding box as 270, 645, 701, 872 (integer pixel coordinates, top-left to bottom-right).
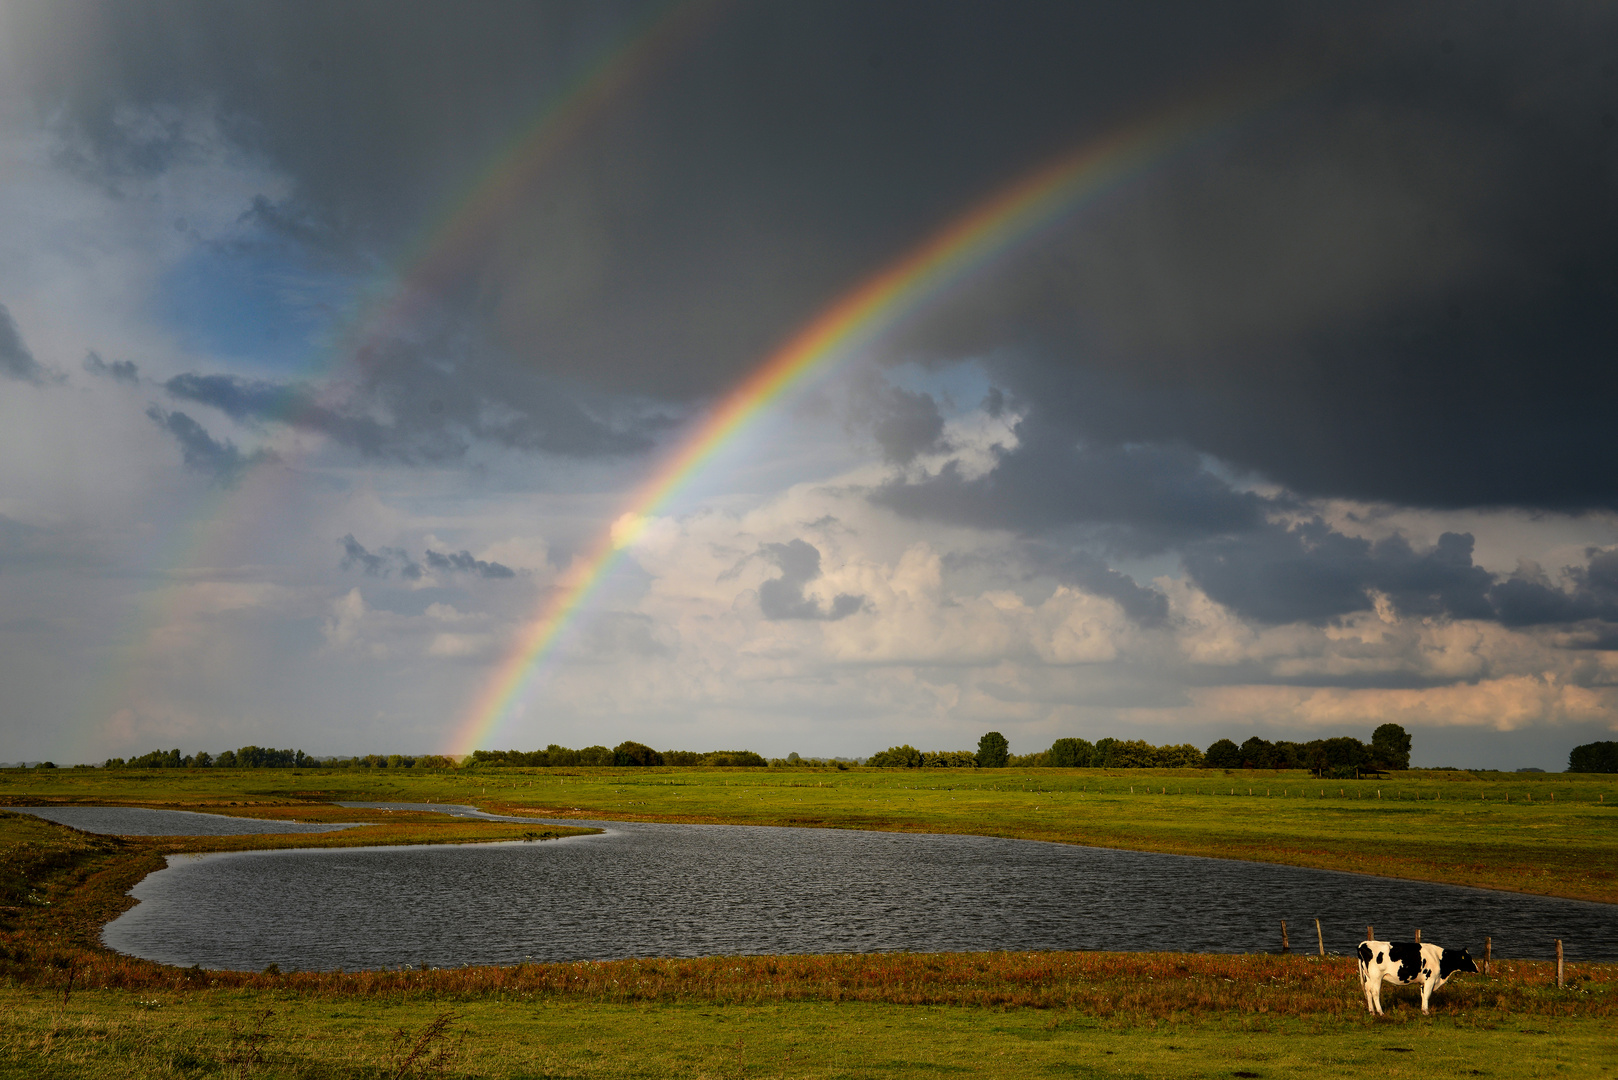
1367, 925, 1374, 942
1281, 921, 1289, 952
1414, 928, 1421, 944
1315, 918, 1324, 957
1557, 940, 1564, 988
1484, 937, 1491, 976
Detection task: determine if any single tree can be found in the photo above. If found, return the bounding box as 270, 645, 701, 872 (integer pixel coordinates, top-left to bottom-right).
976, 731, 1010, 768
1370, 723, 1412, 770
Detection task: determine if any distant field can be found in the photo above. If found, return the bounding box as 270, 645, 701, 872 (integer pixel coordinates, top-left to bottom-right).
3, 764, 1615, 903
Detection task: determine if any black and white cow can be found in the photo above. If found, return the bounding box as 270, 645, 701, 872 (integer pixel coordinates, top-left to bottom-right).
1357, 939, 1479, 1014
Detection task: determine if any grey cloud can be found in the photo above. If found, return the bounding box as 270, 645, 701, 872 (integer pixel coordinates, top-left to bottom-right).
84, 351, 139, 383
425, 549, 515, 580
1031, 548, 1169, 627
0, 514, 100, 574
238, 193, 351, 258
0, 304, 48, 385
872, 416, 1271, 552
338, 535, 422, 580
144, 406, 273, 483
1183, 520, 1496, 625
165, 363, 654, 462
339, 535, 513, 581
1491, 548, 1618, 629
165, 372, 423, 460
870, 385, 946, 464
758, 539, 863, 621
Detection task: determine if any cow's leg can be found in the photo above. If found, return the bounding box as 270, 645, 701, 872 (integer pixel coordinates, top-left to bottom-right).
1361, 969, 1376, 1014
1370, 975, 1384, 1016
1420, 973, 1434, 1014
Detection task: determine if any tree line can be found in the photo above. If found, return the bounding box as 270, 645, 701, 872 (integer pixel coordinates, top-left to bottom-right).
103, 747, 457, 770
470, 743, 768, 768
42, 731, 1618, 774
868, 724, 1413, 777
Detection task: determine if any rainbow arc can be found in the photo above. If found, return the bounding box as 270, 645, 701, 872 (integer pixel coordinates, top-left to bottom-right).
450, 83, 1274, 754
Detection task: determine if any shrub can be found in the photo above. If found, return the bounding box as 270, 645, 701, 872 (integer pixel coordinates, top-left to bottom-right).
613, 741, 664, 767
868, 745, 923, 768
921, 750, 977, 768
702, 750, 767, 767
129, 749, 183, 769
577, 745, 614, 766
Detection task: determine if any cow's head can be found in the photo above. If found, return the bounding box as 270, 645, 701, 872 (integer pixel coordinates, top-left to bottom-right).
1439, 949, 1480, 978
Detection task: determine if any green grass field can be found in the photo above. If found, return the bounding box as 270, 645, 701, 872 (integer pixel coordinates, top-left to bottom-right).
3, 766, 1615, 1077
2, 984, 1615, 1079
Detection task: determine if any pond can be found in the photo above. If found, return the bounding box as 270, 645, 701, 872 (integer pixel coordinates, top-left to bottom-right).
86, 804, 1616, 971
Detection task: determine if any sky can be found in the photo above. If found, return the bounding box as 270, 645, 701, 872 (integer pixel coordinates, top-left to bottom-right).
2, 0, 1616, 769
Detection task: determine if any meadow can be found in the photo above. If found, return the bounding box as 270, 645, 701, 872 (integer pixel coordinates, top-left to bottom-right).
3, 766, 1615, 1077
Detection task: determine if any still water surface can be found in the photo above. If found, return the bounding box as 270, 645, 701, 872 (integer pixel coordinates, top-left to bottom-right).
14, 805, 362, 836
94, 804, 1616, 970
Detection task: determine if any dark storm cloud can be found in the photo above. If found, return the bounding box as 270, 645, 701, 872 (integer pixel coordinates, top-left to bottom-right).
758, 539, 863, 621
0, 304, 49, 385
893, 4, 1618, 513
1491, 548, 1618, 629
83, 351, 138, 383
872, 415, 1271, 552
424, 549, 515, 580
144, 406, 273, 483
1182, 519, 1494, 625
3, 4, 1310, 405
12, 2, 1618, 511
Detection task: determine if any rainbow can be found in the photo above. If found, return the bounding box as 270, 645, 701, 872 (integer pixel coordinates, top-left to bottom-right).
450, 83, 1275, 755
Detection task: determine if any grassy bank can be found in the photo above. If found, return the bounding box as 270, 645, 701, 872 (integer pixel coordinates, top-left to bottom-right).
5, 764, 1613, 903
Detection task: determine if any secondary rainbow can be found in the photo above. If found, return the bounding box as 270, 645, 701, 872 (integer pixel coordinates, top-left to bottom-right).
82, 1, 718, 763
450, 85, 1269, 756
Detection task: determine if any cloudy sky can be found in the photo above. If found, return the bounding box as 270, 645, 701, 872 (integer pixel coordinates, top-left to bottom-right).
2, 1, 1616, 768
